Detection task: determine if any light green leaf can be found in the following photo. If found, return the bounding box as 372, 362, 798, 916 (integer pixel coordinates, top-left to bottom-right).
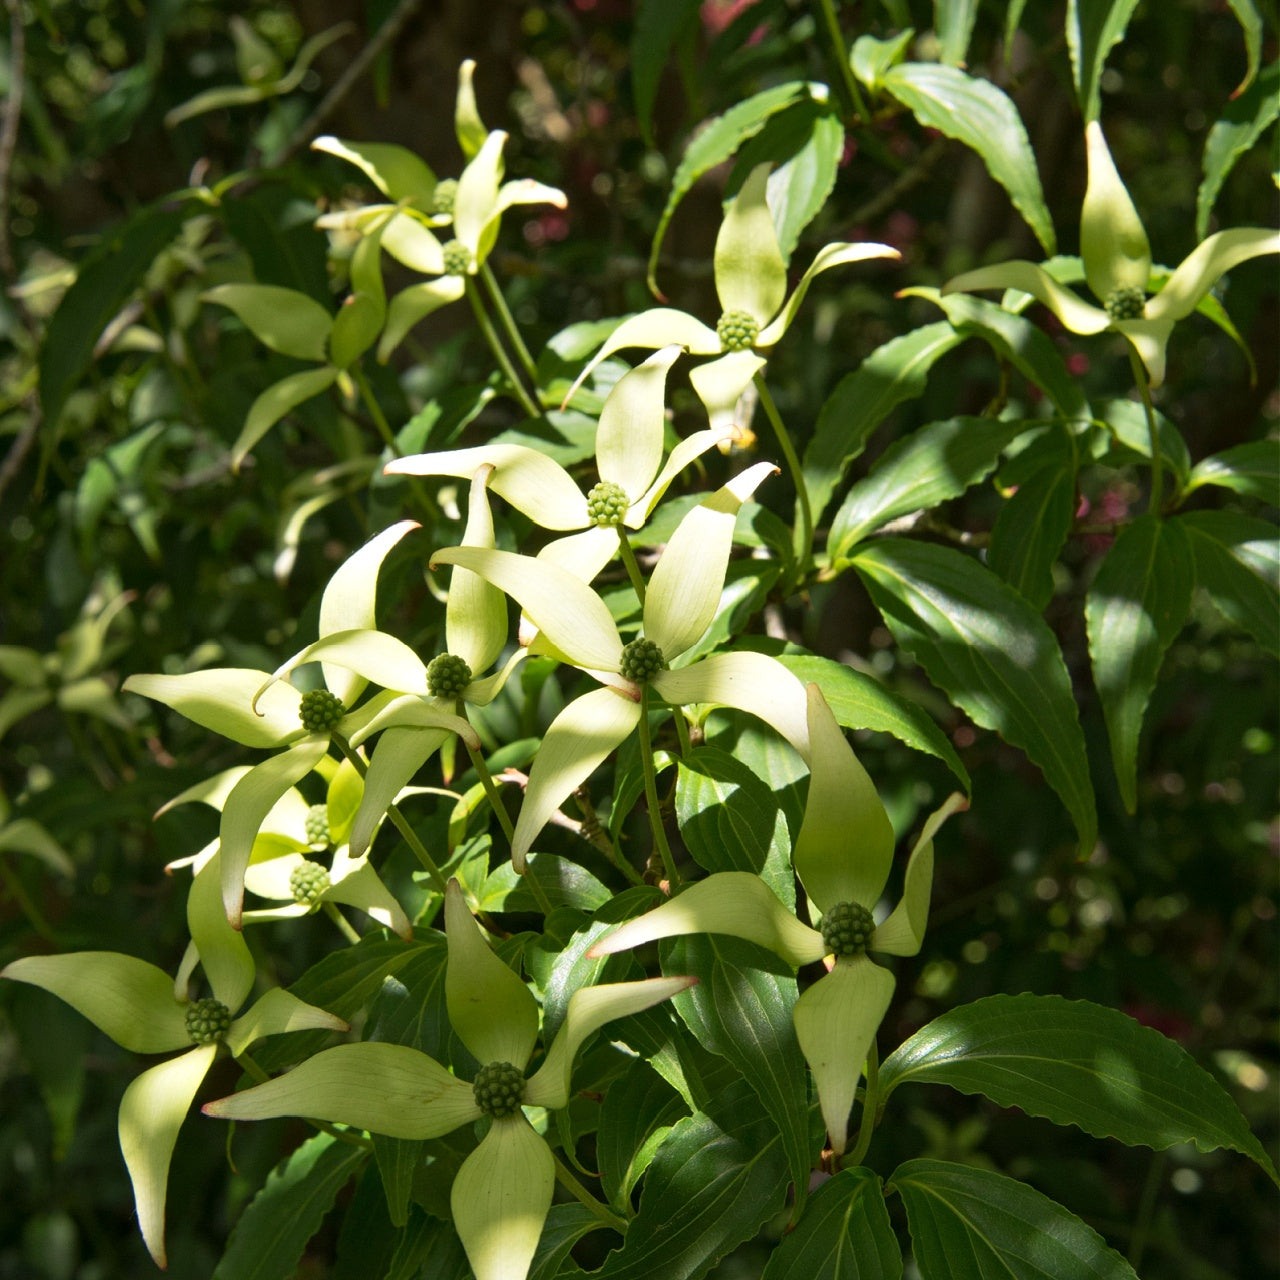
328, 291, 383, 370
1066, 0, 1141, 124
203, 283, 333, 362
851, 30, 914, 92
1, 952, 188, 1054
882, 63, 1055, 254
124, 668, 301, 748
934, 0, 979, 66
455, 129, 506, 262
891, 1157, 1139, 1279
187, 852, 255, 1013
445, 878, 540, 1068
1197, 62, 1279, 239
1081, 120, 1151, 298
312, 136, 436, 203
233, 366, 339, 471
803, 322, 965, 525
829, 416, 1027, 563
939, 261, 1110, 337
714, 164, 788, 326
872, 794, 964, 956
454, 59, 487, 158
1224, 0, 1263, 97
266, 628, 430, 700
121, 1045, 218, 1268
597, 345, 683, 504
0, 818, 74, 876
349, 727, 449, 857
851, 539, 1096, 855
1148, 226, 1280, 325
765, 107, 844, 261
1086, 516, 1195, 812
1181, 510, 1279, 655
447, 471, 509, 679
224, 987, 349, 1057
880, 994, 1279, 1182
1186, 440, 1279, 501
378, 277, 465, 360
450, 1117, 555, 1280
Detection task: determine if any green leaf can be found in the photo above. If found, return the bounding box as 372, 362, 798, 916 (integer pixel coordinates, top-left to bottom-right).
881, 64, 1055, 254
1098, 397, 1192, 496
595, 1078, 791, 1279
776, 654, 970, 791
39, 200, 196, 429
1180, 510, 1279, 655
647, 81, 814, 297
851, 539, 1096, 854
383, 1208, 471, 1280
1197, 62, 1280, 239
934, 0, 979, 66
203, 283, 334, 362
1066, 0, 1141, 124
1186, 440, 1279, 501
803, 322, 965, 524
829, 416, 1028, 563
233, 366, 340, 471
890, 1158, 1138, 1279
478, 856, 612, 914
1224, 0, 1263, 97
528, 1204, 605, 1280
1086, 516, 1195, 811
675, 747, 780, 876
663, 935, 815, 1207
987, 461, 1076, 610
212, 1133, 367, 1280
598, 1058, 688, 1211
761, 1166, 902, 1280
880, 995, 1279, 1182
631, 0, 701, 145
221, 183, 333, 303
851, 30, 914, 91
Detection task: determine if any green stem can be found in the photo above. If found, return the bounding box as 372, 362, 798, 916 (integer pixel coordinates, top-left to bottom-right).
638, 688, 678, 886
333, 734, 449, 895
550, 1151, 628, 1233
323, 900, 363, 945
465, 279, 542, 420
1128, 1149, 1167, 1270
844, 1038, 880, 1168
237, 1052, 374, 1150
1129, 345, 1164, 515
480, 261, 539, 384
0, 856, 59, 942
672, 710, 693, 759
813, 0, 869, 121
617, 528, 647, 607
571, 787, 644, 887
753, 373, 814, 575
351, 364, 438, 520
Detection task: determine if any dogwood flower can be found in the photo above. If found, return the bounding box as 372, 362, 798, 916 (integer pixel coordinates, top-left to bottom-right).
589, 684, 965, 1155
1, 851, 347, 1267
124, 521, 476, 925
942, 121, 1280, 387
431, 461, 813, 871
386, 346, 735, 584
562, 164, 899, 429
203, 879, 694, 1280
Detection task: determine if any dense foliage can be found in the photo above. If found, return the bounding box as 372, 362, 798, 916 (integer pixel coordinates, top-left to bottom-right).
1, 3, 1276, 1278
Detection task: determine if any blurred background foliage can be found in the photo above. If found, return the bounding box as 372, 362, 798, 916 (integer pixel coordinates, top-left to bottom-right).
0, 1, 1275, 1277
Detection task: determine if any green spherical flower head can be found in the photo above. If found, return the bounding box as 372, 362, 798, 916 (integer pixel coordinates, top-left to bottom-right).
299, 688, 345, 733
290, 858, 332, 906
619, 637, 667, 685
716, 309, 760, 352
431, 178, 458, 217
427, 652, 473, 698
586, 480, 629, 528
185, 998, 232, 1045
472, 1060, 526, 1118
1104, 285, 1147, 321
821, 901, 875, 958
304, 804, 331, 849
442, 238, 472, 276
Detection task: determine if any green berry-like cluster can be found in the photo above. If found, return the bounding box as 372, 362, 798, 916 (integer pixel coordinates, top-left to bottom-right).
299, 688, 345, 733
185, 998, 232, 1045
472, 1060, 526, 1118
716, 309, 760, 351
620, 637, 667, 685
304, 804, 331, 848
586, 480, 629, 527
820, 901, 875, 957
431, 178, 458, 216
427, 652, 473, 698
1104, 286, 1147, 321
442, 238, 473, 276
290, 858, 332, 905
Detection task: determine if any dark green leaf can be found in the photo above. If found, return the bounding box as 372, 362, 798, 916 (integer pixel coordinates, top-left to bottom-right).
675, 746, 781, 876
1197, 62, 1279, 238
761, 1166, 902, 1280
631, 0, 702, 145
647, 81, 815, 296
39, 201, 196, 429
222, 183, 331, 303
1181, 510, 1279, 655
478, 855, 612, 914
803, 322, 965, 523
882, 64, 1055, 253
1186, 440, 1279, 502
1224, 0, 1264, 98
595, 1078, 790, 1279
829, 416, 1028, 562
987, 462, 1076, 610
212, 1133, 366, 1280
851, 539, 1096, 853
891, 1158, 1138, 1279
334, 1162, 397, 1280
9, 986, 89, 1161
1066, 0, 1142, 124
776, 653, 970, 792
880, 994, 1279, 1182
529, 1204, 609, 1280
598, 1058, 689, 1211
1086, 516, 1195, 811
1098, 398, 1192, 496
382, 1207, 471, 1280
934, 0, 979, 66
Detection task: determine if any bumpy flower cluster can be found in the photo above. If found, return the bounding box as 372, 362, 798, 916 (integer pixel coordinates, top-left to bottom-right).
299, 689, 345, 732
290, 859, 332, 906
820, 900, 876, 957
185, 998, 232, 1045
472, 1060, 527, 1118
427, 652, 473, 698
619, 637, 667, 684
